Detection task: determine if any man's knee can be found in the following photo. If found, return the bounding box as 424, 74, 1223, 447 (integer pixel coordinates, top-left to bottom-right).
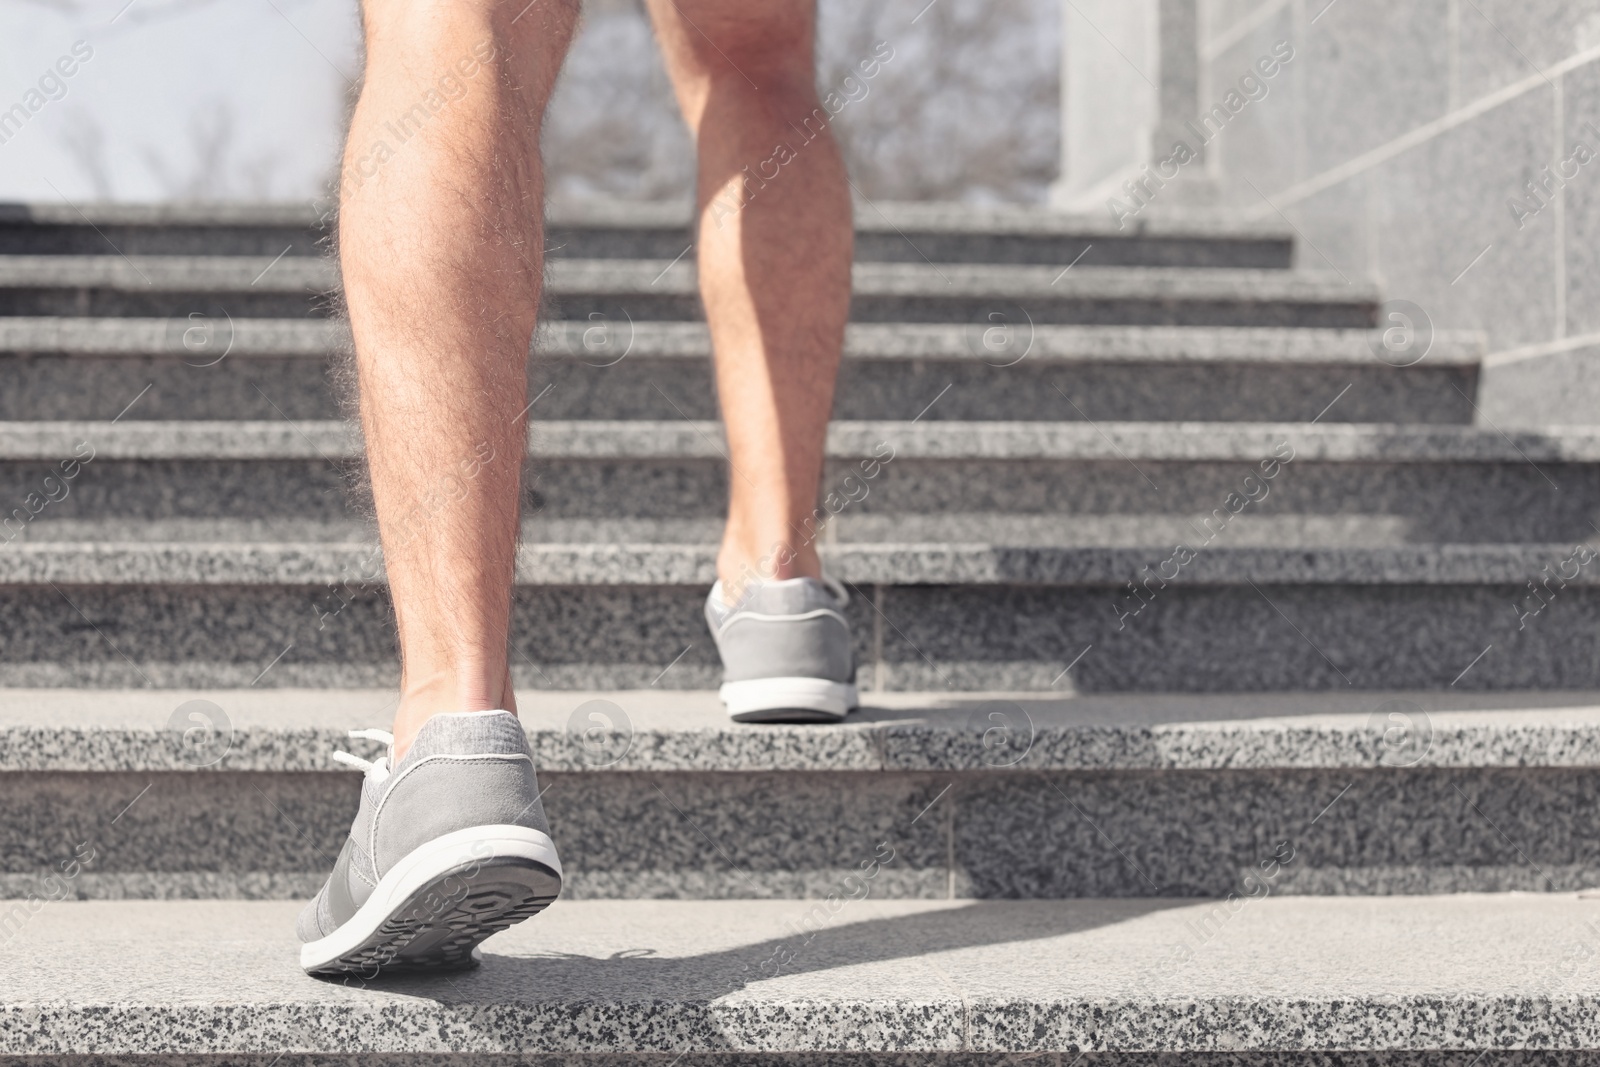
360, 0, 579, 85
656, 0, 815, 91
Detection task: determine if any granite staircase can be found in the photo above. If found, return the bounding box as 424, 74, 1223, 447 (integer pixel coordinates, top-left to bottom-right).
3, 200, 1600, 1063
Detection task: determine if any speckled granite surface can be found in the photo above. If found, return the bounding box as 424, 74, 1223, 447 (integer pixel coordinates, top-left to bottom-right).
0, 254, 334, 292
0, 315, 343, 355
0, 1057, 1594, 1067
0, 195, 1264, 229
2, 897, 1600, 1055
0, 1056, 1590, 1067
8, 690, 1600, 901
19, 513, 1571, 552
547, 260, 1375, 304
9, 418, 1597, 461
6, 543, 1600, 588
14, 455, 1598, 547
0, 336, 1482, 425
0, 255, 1369, 303
3, 196, 1290, 237
0, 256, 1373, 324
8, 688, 1600, 773
0, 766, 951, 901
12, 761, 1600, 899
6, 581, 1600, 692
0, 318, 1483, 362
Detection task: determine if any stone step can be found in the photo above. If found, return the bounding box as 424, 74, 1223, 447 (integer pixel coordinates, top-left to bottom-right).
4, 540, 1599, 584
8, 689, 1600, 900
15, 418, 1589, 461
7, 515, 1590, 550
0, 199, 1297, 267
8, 896, 1600, 1062
0, 318, 1483, 424
0, 256, 1378, 326
17, 687, 1600, 773
1, 544, 1596, 691
0, 421, 1590, 544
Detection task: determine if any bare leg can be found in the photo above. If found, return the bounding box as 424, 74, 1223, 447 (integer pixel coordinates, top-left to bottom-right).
645, 0, 854, 599
340, 0, 577, 759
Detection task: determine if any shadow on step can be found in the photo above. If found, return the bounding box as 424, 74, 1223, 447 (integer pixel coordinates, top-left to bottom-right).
353, 900, 1184, 1001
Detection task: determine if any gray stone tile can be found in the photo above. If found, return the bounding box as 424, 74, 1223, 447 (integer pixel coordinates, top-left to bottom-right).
1216, 29, 1565, 355
0, 769, 948, 902
845, 455, 1594, 543
0, 355, 343, 422
0, 326, 1482, 423
8, 896, 1600, 1054
1480, 341, 1600, 426
1369, 87, 1557, 348
1297, 0, 1453, 174
869, 691, 1600, 773
543, 771, 949, 899
0, 772, 355, 885
0, 585, 737, 691
1560, 56, 1600, 339
27, 457, 1564, 550
871, 583, 1600, 693
527, 459, 725, 518
831, 359, 1476, 423
951, 766, 1600, 897
16, 565, 1600, 690
21, 684, 1600, 777
20, 419, 1600, 465
16, 686, 1600, 775
1254, 178, 1371, 280
1455, 0, 1595, 102
0, 255, 1378, 326
9, 759, 1600, 902
951, 769, 1255, 897
0, 457, 361, 524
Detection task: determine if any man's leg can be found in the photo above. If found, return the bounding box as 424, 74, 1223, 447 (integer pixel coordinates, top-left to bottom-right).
645, 0, 854, 597
295, 0, 574, 977
341, 0, 577, 760
647, 1, 859, 723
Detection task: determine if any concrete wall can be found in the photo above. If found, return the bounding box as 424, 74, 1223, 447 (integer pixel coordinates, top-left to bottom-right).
1192, 0, 1600, 425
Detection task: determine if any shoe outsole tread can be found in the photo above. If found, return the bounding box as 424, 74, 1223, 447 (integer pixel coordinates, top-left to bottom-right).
728, 706, 850, 724
307, 857, 560, 978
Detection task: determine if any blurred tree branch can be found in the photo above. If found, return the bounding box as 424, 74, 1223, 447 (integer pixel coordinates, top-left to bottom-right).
56, 109, 115, 200
543, 0, 1058, 205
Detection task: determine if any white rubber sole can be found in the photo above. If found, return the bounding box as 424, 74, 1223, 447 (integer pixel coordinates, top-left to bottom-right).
720, 677, 858, 723
300, 823, 562, 977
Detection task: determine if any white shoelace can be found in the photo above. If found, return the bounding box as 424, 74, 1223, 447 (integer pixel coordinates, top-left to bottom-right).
331, 728, 394, 784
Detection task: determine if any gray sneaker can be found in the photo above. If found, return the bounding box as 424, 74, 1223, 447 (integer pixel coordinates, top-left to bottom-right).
297, 710, 562, 977
705, 575, 859, 723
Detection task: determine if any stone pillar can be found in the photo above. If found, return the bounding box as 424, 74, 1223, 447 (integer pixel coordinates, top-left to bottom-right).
1153, 0, 1199, 160
1049, 0, 1158, 211
1151, 0, 1217, 206
1051, 0, 1215, 212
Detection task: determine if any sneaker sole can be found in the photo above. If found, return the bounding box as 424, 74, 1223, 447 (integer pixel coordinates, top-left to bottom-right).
721, 677, 857, 723
301, 824, 562, 978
